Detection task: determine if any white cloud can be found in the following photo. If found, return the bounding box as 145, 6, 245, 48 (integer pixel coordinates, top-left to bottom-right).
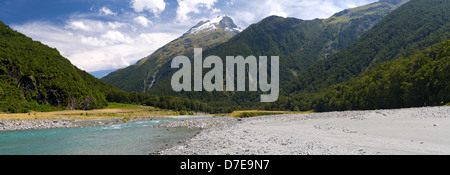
211, 8, 221, 14
176, 0, 218, 22
12, 20, 179, 72
108, 22, 128, 30
265, 0, 288, 18
226, 0, 235, 6
226, 0, 378, 28
347, 3, 357, 8
131, 0, 166, 15
80, 35, 106, 47
66, 21, 91, 31
65, 20, 107, 32
68, 32, 178, 71
101, 30, 134, 45
133, 16, 152, 27
9, 0, 380, 73
269, 10, 287, 18
100, 7, 117, 16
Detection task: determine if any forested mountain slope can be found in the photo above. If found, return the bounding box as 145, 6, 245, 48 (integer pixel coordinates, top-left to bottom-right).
271, 40, 450, 112
0, 20, 213, 113
0, 20, 108, 112
286, 0, 450, 94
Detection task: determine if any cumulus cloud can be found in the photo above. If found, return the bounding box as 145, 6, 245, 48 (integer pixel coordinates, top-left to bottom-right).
66, 21, 91, 31
12, 19, 179, 72
133, 16, 152, 27
100, 7, 117, 16
9, 0, 380, 73
226, 0, 235, 6
269, 11, 288, 18
107, 21, 128, 30
131, 0, 166, 15
176, 0, 218, 22
101, 30, 134, 45
226, 0, 378, 27
64, 20, 109, 32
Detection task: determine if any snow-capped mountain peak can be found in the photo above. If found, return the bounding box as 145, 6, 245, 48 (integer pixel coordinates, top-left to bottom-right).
185, 15, 242, 35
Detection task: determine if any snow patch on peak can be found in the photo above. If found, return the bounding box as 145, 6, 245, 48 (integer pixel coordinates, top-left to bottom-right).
185, 15, 242, 35
210, 15, 226, 24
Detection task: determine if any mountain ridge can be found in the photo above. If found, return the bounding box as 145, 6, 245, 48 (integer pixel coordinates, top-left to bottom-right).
269, 0, 450, 112
105, 0, 407, 97
185, 15, 242, 36
102, 15, 242, 93
279, 39, 450, 112
139, 0, 410, 112
286, 0, 450, 94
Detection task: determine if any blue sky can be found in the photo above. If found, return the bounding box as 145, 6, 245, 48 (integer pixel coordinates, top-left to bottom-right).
0, 0, 377, 74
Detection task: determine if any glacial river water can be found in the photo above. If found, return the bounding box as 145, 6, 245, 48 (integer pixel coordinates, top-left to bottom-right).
0, 118, 200, 155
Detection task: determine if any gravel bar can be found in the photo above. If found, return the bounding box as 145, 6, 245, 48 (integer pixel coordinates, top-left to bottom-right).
160, 106, 450, 155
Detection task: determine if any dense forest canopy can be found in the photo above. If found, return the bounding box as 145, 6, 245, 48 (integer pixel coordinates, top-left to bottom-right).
274, 0, 450, 112
268, 40, 450, 112
0, 20, 108, 112
286, 0, 450, 93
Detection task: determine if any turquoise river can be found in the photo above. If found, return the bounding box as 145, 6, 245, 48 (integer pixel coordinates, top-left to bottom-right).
0, 118, 201, 155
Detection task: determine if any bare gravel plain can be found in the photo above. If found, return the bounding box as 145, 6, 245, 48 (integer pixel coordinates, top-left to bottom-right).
160, 106, 450, 155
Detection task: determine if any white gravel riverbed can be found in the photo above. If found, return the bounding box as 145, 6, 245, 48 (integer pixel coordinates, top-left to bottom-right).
0, 116, 193, 131
160, 106, 450, 155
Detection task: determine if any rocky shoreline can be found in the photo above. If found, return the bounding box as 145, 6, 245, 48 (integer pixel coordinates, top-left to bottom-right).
0, 119, 76, 131
0, 116, 173, 132
153, 116, 237, 130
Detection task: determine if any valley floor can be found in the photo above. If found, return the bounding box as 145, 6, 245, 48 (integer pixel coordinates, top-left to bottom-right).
160, 106, 450, 155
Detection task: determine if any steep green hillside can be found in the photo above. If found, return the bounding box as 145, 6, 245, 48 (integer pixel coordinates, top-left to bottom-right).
0, 20, 108, 112
268, 0, 450, 112
274, 40, 450, 112
0, 20, 213, 113
287, 0, 450, 94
